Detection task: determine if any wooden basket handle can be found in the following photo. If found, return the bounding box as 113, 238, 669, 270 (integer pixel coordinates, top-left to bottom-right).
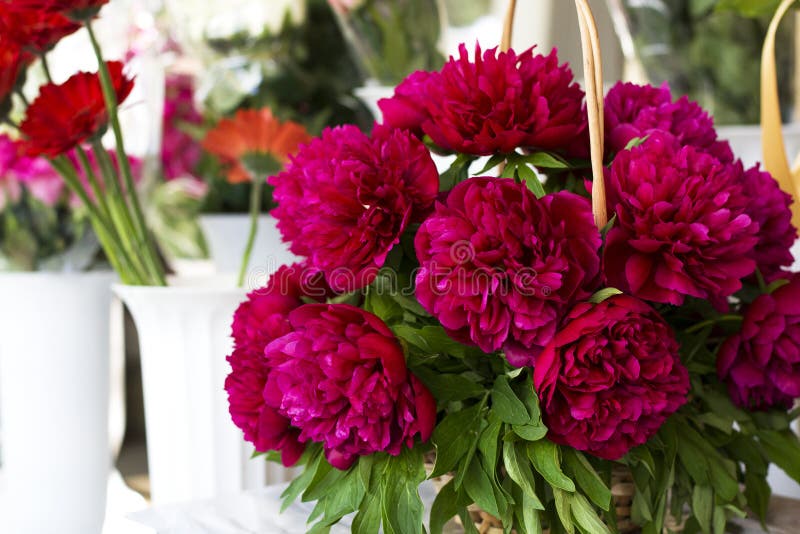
502, 0, 608, 229
762, 0, 800, 229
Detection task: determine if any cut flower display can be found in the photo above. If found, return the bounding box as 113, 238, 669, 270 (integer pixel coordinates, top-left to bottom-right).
225, 13, 800, 530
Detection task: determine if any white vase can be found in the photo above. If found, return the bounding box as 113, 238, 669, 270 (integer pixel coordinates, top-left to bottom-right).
115, 277, 278, 505
0, 272, 115, 534
199, 214, 298, 279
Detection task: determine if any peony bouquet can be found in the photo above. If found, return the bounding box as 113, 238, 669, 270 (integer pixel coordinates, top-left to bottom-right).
0, 0, 166, 285
226, 5, 800, 534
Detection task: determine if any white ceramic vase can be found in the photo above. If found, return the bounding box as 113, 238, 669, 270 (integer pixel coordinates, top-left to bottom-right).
199, 214, 298, 279
0, 272, 115, 534
115, 277, 288, 505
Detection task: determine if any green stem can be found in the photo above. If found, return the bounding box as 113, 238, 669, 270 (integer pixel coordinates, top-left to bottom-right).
79, 144, 149, 281
91, 140, 159, 284
238, 179, 264, 287
85, 21, 166, 286
14, 89, 29, 107
685, 315, 743, 334
50, 156, 137, 283
39, 54, 53, 83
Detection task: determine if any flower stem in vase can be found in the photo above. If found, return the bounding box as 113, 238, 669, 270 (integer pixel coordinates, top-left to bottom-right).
238, 177, 263, 288
85, 20, 167, 286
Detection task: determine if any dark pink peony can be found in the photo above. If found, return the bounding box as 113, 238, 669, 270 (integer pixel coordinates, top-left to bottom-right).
263, 304, 436, 470
415, 177, 602, 367
604, 133, 758, 306
718, 276, 800, 410
378, 70, 433, 137
270, 124, 439, 292
534, 295, 689, 460
380, 44, 586, 156
604, 82, 732, 162
739, 165, 797, 281
225, 264, 332, 466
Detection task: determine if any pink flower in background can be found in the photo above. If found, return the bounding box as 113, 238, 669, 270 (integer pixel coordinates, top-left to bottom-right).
535, 295, 689, 460
263, 304, 436, 470
718, 276, 800, 410
381, 44, 586, 156
415, 178, 602, 367
0, 133, 63, 208
161, 73, 203, 182
226, 264, 332, 466
604, 82, 732, 161
739, 165, 797, 281
604, 133, 758, 306
270, 125, 439, 292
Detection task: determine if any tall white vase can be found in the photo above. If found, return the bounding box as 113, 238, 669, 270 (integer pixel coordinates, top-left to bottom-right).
199, 214, 298, 278
0, 272, 115, 534
115, 277, 277, 505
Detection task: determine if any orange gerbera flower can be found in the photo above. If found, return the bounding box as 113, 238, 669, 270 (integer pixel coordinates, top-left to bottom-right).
202, 108, 311, 184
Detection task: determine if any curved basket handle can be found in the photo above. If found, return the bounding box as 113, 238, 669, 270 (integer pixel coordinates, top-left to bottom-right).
762, 0, 800, 228
502, 0, 608, 229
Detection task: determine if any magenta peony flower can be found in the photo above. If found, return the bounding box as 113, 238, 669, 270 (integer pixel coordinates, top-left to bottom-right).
415, 177, 602, 367
380, 44, 586, 156
263, 304, 436, 470
604, 133, 758, 306
225, 264, 332, 466
161, 73, 203, 181
0, 133, 63, 207
718, 276, 800, 410
739, 165, 797, 281
604, 82, 732, 161
378, 70, 433, 137
534, 295, 689, 460
270, 124, 439, 292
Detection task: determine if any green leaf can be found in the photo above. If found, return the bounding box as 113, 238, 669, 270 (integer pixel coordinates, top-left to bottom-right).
364, 286, 403, 324
431, 403, 484, 477
412, 368, 485, 403
525, 152, 570, 169
430, 479, 459, 534
527, 440, 576, 492
492, 375, 529, 425
474, 153, 507, 175
392, 324, 475, 358
744, 468, 771, 527
758, 429, 800, 485
571, 492, 611, 534
521, 491, 544, 534
478, 417, 502, 478
517, 163, 546, 199
553, 487, 575, 534
440, 154, 474, 191
281, 448, 322, 512
303, 458, 347, 502
463, 455, 502, 518
352, 491, 382, 534
563, 449, 611, 511
503, 441, 545, 509
588, 288, 622, 304
692, 485, 714, 534
623, 136, 648, 150
513, 424, 548, 442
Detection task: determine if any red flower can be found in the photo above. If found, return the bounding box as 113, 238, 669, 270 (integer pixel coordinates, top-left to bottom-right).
271, 124, 439, 292
380, 44, 587, 156
264, 304, 436, 470
604, 133, 758, 306
6, 0, 108, 20
718, 275, 800, 410
0, 37, 31, 113
0, 4, 81, 53
20, 61, 134, 158
414, 178, 602, 367
225, 264, 333, 466
534, 295, 689, 460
